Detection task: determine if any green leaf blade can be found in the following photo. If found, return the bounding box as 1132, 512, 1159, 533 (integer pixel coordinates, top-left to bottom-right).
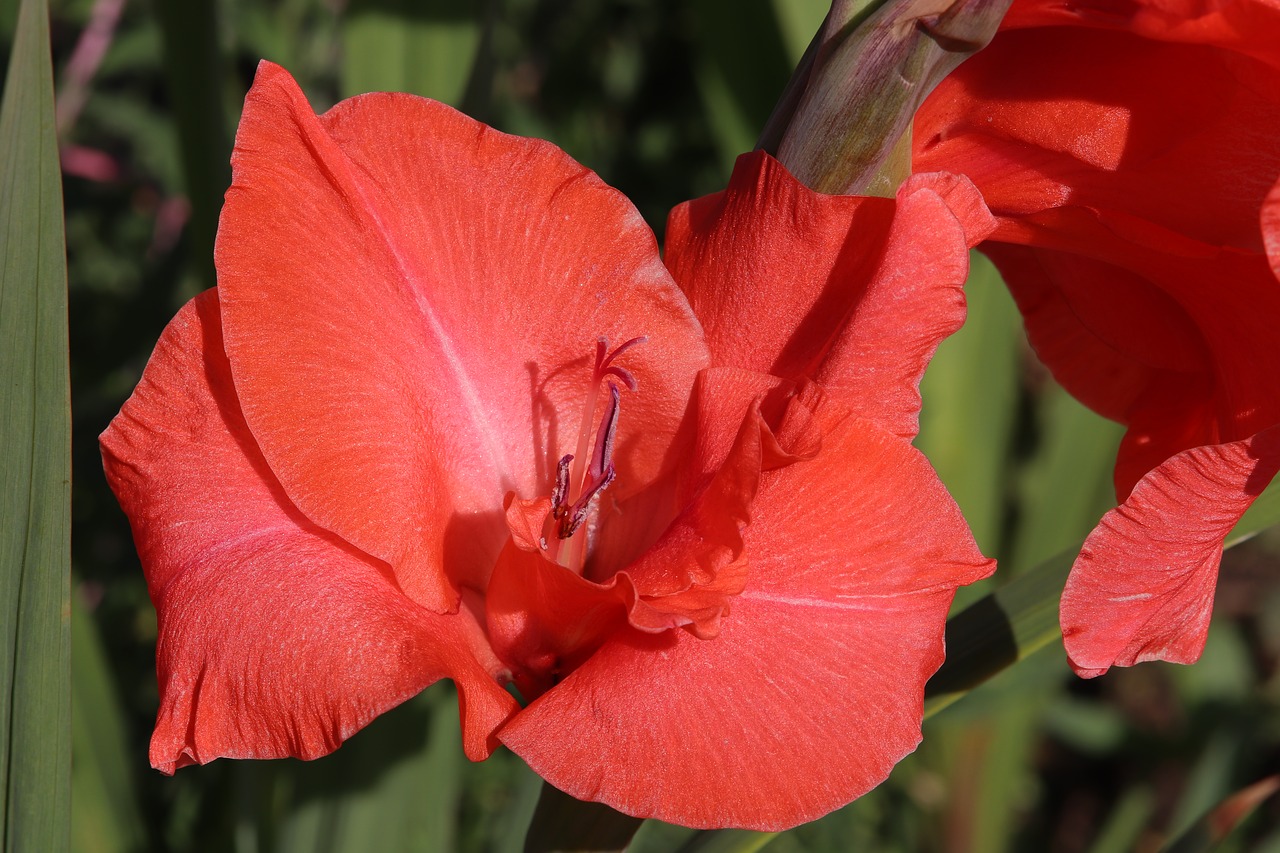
341, 0, 482, 106
916, 253, 1023, 554
0, 0, 72, 849
70, 591, 146, 853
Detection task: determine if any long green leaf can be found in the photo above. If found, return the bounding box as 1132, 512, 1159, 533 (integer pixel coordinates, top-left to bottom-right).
274, 686, 465, 853
70, 590, 146, 853
341, 0, 482, 106
674, 828, 778, 853
0, 0, 71, 848
688, 0, 793, 173
916, 252, 1022, 561
523, 782, 643, 853
770, 0, 830, 64
1006, 385, 1123, 573
1162, 775, 1280, 853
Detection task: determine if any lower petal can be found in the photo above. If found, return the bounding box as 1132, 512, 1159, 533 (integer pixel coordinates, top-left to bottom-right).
150, 526, 514, 769
498, 412, 992, 829
498, 596, 956, 830
982, 237, 1212, 430
1060, 425, 1280, 677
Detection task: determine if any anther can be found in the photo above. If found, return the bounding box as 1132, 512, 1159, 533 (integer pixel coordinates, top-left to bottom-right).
551, 454, 573, 520
589, 385, 621, 482
558, 465, 616, 539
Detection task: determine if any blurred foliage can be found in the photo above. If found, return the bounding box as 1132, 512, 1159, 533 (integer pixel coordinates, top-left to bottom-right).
12, 0, 1279, 849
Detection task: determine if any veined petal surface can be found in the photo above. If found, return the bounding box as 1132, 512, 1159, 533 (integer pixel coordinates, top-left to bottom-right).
915, 6, 1280, 255
1061, 426, 1280, 676
666, 152, 991, 439
984, 210, 1280, 497
101, 292, 518, 771
1001, 0, 1280, 69
217, 62, 707, 612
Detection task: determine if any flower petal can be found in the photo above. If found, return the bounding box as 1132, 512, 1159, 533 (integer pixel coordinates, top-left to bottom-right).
1001, 0, 1280, 70
1265, 177, 1280, 280
610, 371, 820, 638
980, 208, 1280, 496
666, 152, 890, 381
616, 393, 769, 631
978, 239, 1210, 429
914, 14, 1280, 255
1060, 426, 1280, 677
582, 366, 795, 586
100, 292, 517, 772
914, 0, 1280, 676
810, 174, 991, 436
498, 408, 993, 830
486, 540, 632, 699
217, 62, 706, 612
665, 151, 987, 438
913, 0, 1280, 473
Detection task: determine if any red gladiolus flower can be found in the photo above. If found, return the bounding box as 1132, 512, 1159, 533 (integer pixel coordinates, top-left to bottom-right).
914, 0, 1280, 676
102, 61, 994, 829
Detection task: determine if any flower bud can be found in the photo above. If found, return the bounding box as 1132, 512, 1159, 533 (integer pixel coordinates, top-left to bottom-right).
761, 0, 1010, 196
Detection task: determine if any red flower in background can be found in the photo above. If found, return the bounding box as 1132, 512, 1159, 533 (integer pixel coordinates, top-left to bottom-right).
103, 62, 994, 829
914, 0, 1280, 675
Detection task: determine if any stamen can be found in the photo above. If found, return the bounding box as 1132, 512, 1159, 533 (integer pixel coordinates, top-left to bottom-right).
602, 365, 638, 392
594, 339, 609, 374
558, 465, 615, 540
589, 385, 621, 482
554, 390, 618, 541
550, 335, 647, 574
551, 454, 573, 519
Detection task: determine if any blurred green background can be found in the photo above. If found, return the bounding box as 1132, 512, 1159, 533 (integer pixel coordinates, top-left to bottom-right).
5, 0, 1280, 849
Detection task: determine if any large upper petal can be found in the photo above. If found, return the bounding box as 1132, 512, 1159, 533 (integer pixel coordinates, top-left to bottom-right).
913, 0, 1280, 472
914, 2, 1280, 255
1060, 426, 1280, 677
216, 62, 707, 612
497, 402, 993, 830
1000, 0, 1280, 70
100, 292, 518, 772
665, 152, 993, 439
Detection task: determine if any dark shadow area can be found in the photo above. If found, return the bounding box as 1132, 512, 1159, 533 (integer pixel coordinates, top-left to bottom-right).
925, 593, 1018, 701
524, 780, 643, 853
